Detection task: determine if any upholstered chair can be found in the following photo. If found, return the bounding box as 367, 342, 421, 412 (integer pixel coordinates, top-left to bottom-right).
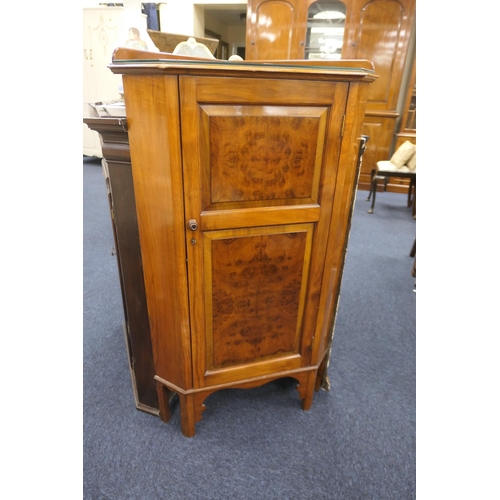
366, 140, 416, 215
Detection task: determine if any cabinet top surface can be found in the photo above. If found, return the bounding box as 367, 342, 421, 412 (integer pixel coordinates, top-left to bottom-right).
109, 48, 378, 82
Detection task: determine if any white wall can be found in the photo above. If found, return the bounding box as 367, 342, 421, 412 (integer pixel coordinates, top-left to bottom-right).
158, 1, 199, 36
227, 24, 246, 55
82, 1, 247, 56
159, 1, 247, 55
205, 13, 230, 40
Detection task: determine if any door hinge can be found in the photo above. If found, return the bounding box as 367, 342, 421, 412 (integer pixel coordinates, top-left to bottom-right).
340, 115, 346, 137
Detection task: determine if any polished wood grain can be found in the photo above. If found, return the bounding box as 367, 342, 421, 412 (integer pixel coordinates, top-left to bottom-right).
110, 48, 377, 83
247, 1, 296, 60
180, 74, 348, 393
331, 0, 415, 179
246, 0, 315, 60
207, 224, 312, 369
390, 58, 416, 194
308, 81, 369, 364
395, 57, 416, 155
246, 0, 414, 109
358, 112, 398, 190
122, 75, 193, 389
206, 107, 326, 203
343, 0, 414, 111
156, 368, 321, 437
112, 46, 375, 72
200, 204, 320, 231
113, 53, 376, 436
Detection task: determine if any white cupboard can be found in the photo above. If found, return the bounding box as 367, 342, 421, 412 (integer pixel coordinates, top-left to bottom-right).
83, 7, 125, 157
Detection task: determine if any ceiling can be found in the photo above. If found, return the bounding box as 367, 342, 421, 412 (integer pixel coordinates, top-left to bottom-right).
204, 5, 247, 26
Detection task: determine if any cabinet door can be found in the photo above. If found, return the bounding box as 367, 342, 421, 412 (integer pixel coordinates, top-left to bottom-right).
180, 76, 348, 389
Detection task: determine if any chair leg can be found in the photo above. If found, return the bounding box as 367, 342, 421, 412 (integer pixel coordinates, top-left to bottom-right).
410, 238, 416, 257
366, 169, 376, 202
407, 178, 415, 208
412, 181, 416, 218
368, 177, 378, 214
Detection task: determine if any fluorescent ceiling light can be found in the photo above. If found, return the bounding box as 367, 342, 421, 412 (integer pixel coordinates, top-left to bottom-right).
313, 11, 346, 20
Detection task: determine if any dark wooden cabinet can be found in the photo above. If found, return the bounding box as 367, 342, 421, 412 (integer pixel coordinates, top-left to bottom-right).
83, 116, 159, 415
107, 48, 376, 437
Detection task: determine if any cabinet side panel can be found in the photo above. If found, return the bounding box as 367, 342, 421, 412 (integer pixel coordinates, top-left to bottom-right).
107, 160, 159, 411
312, 81, 370, 361
123, 75, 192, 389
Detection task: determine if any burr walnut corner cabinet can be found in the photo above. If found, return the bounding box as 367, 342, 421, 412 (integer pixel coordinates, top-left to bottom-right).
107, 48, 377, 437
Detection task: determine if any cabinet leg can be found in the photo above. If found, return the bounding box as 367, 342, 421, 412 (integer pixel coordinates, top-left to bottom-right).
156, 381, 171, 423
178, 393, 197, 438
295, 371, 317, 411
314, 355, 328, 392
302, 371, 317, 411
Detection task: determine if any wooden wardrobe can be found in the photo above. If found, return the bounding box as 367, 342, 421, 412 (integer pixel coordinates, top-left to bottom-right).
245, 0, 416, 191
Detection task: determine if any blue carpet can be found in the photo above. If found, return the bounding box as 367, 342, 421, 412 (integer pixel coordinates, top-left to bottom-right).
83, 156, 416, 500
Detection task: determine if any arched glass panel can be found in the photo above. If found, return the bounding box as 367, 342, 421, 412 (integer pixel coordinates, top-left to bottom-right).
306, 1, 346, 60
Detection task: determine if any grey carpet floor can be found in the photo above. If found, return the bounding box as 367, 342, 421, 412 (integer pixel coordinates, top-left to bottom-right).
83, 156, 416, 500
